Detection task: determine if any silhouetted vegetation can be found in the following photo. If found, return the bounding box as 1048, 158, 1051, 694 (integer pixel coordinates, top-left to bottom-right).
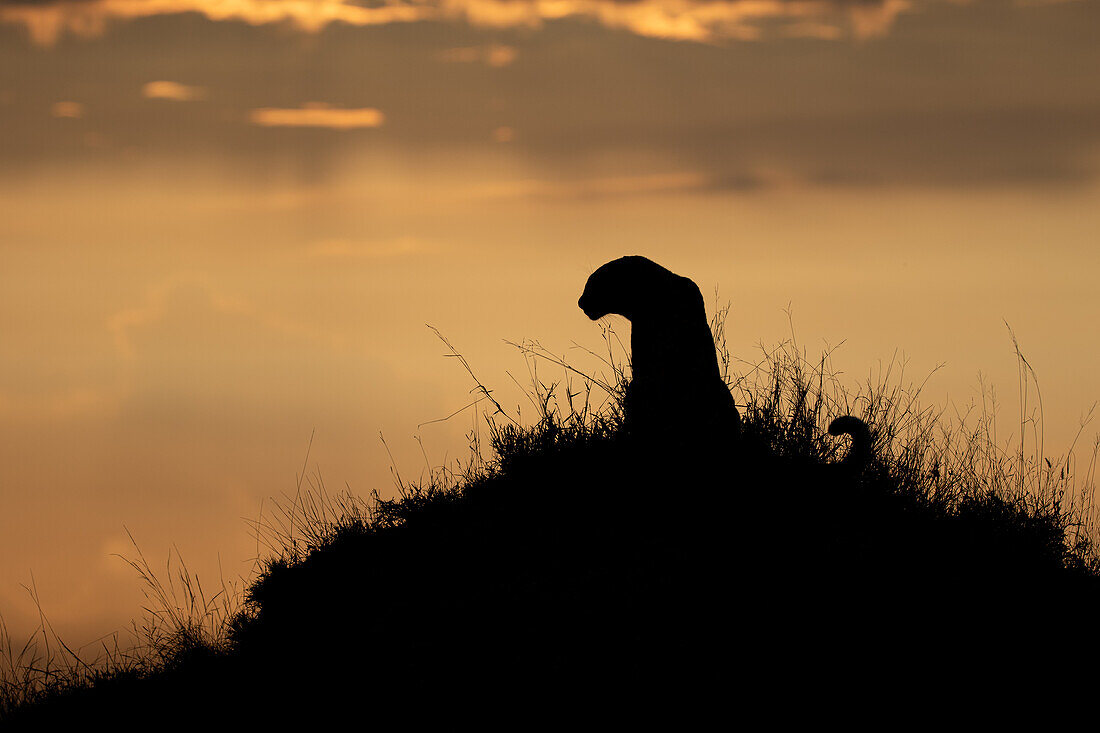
4, 330, 1099, 723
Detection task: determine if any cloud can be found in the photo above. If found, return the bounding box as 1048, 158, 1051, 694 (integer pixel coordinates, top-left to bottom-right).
439, 43, 518, 67
102, 275, 411, 419
443, 0, 912, 42
304, 236, 428, 259
462, 170, 712, 200
610, 105, 1100, 191
0, 0, 429, 46
107, 274, 251, 359
0, 0, 919, 47
780, 20, 845, 40
0, 386, 115, 420
492, 125, 516, 143
249, 103, 385, 129
142, 80, 206, 101
50, 100, 84, 117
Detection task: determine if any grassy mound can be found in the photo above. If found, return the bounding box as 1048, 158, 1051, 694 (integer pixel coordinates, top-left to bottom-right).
4, 339, 1098, 723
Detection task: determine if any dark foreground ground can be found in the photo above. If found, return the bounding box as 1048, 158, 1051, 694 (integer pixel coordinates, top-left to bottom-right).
5, 407, 1099, 726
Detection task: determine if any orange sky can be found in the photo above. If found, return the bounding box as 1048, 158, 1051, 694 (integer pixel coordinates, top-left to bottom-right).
2, 0, 1100, 649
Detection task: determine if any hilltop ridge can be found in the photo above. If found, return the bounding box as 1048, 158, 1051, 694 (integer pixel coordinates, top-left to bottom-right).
4, 346, 1099, 724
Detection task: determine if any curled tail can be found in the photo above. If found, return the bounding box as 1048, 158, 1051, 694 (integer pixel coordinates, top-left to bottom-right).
828, 415, 871, 471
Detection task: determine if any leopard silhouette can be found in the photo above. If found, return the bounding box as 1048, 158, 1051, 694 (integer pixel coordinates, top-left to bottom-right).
579, 255, 740, 447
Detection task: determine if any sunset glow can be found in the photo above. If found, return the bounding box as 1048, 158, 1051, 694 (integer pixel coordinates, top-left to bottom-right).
2, 0, 1100, 660
0, 0, 914, 46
